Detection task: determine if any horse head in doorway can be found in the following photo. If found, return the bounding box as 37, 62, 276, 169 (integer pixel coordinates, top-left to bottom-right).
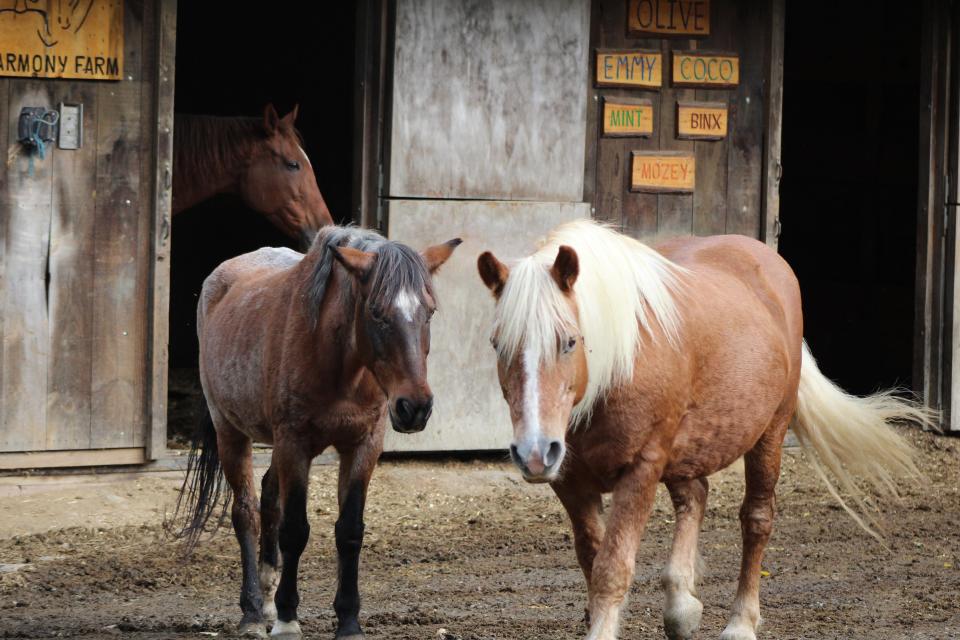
173, 104, 333, 246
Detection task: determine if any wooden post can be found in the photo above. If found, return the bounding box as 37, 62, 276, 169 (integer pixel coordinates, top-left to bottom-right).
146, 0, 177, 460
761, 0, 784, 249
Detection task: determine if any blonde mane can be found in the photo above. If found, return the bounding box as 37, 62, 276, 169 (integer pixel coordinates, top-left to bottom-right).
491, 219, 686, 426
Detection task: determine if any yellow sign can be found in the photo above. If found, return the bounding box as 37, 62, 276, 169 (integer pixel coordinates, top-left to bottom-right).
630, 152, 695, 193
603, 99, 653, 137
628, 0, 710, 37
676, 101, 727, 140
0, 0, 123, 80
672, 51, 738, 88
596, 49, 662, 89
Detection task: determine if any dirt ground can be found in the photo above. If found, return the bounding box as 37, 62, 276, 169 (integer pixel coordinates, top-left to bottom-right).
0, 429, 957, 640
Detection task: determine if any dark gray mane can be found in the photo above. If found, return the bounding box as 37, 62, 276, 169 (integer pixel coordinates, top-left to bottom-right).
306, 226, 433, 323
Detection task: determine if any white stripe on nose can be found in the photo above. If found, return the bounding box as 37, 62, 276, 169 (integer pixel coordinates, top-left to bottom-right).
522, 347, 542, 444
394, 289, 420, 322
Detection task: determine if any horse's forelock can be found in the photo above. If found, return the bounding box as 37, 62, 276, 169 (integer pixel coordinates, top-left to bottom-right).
306, 227, 432, 325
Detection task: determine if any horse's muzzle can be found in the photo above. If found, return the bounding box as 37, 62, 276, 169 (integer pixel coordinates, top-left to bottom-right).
390, 396, 433, 433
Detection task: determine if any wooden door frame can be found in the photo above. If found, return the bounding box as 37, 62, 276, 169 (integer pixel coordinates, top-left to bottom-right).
146, 0, 177, 460
916, 0, 960, 431
352, 0, 395, 231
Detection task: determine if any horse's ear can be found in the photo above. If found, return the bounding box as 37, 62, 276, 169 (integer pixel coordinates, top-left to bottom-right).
550, 245, 579, 293
331, 246, 376, 281
477, 251, 509, 298
422, 238, 463, 274
281, 104, 300, 128
264, 103, 280, 134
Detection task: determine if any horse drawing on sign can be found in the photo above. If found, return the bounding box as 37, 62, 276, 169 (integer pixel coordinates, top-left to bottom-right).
173, 104, 333, 245
174, 225, 461, 639
477, 219, 934, 640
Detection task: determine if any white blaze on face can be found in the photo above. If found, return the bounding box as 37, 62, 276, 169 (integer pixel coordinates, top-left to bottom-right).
522, 347, 542, 440
394, 289, 420, 322
296, 143, 312, 170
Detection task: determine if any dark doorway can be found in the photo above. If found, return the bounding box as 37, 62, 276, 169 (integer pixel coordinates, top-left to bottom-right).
168, 6, 357, 441
779, 3, 921, 395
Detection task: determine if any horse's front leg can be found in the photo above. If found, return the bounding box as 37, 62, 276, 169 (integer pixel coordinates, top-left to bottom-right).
332, 432, 383, 639
271, 441, 312, 640
552, 470, 605, 625
586, 452, 665, 640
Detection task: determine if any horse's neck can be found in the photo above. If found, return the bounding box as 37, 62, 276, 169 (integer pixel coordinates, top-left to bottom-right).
172, 115, 256, 214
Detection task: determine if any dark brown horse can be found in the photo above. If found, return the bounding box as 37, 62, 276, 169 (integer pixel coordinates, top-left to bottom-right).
477, 219, 933, 640
173, 104, 333, 244
175, 225, 460, 639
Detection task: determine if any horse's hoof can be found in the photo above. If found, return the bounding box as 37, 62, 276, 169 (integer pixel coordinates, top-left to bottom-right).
270, 619, 302, 639
335, 620, 365, 639
664, 592, 703, 640
262, 601, 278, 624
238, 621, 268, 638
719, 624, 757, 640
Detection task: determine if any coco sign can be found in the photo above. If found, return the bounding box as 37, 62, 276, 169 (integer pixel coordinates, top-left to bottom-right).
672, 51, 739, 88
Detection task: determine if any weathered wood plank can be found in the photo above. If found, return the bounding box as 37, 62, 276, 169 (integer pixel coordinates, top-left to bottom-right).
0, 78, 8, 441
692, 6, 732, 236
0, 447, 146, 471
657, 39, 695, 237
1, 80, 55, 452
724, 2, 765, 237
593, 0, 659, 237
45, 81, 98, 450
760, 0, 785, 247
146, 0, 176, 460
90, 4, 145, 449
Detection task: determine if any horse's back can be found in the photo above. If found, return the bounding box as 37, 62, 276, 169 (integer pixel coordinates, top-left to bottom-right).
657, 234, 802, 344
198, 246, 303, 327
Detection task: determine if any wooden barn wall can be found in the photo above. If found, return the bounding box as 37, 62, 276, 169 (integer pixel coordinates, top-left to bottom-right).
0, 0, 172, 464
388, 0, 590, 201
585, 0, 778, 240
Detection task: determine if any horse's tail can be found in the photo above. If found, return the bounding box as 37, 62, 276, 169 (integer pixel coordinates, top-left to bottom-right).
169, 409, 231, 552
791, 341, 937, 538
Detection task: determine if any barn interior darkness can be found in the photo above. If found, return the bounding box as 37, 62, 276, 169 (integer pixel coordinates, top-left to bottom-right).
779, 2, 920, 395
168, 5, 356, 439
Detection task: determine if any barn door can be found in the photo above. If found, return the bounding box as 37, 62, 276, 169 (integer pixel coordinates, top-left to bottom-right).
584, 0, 783, 243
920, 0, 960, 431
0, 0, 176, 468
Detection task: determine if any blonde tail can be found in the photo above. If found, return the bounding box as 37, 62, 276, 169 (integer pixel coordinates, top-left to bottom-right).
792, 341, 937, 538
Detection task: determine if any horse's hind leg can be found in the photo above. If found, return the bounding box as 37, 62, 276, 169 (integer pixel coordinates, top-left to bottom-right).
663, 477, 708, 640
258, 464, 281, 624
216, 424, 266, 638
721, 419, 789, 640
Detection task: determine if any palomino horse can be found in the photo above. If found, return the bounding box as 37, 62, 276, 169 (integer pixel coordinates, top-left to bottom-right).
173, 104, 333, 244
477, 220, 933, 640
175, 226, 461, 639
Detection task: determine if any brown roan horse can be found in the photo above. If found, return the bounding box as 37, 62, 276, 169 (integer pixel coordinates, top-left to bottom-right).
175, 225, 461, 639
173, 104, 333, 244
477, 219, 934, 640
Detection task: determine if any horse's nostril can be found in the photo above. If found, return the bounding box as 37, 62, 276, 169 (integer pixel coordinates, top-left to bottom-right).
509, 444, 520, 463
544, 440, 565, 467
395, 398, 414, 423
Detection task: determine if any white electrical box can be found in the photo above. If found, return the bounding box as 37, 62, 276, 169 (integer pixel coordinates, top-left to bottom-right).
58, 103, 82, 150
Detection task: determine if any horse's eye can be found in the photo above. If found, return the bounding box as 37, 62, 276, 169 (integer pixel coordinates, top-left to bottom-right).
284, 159, 300, 171
562, 336, 577, 354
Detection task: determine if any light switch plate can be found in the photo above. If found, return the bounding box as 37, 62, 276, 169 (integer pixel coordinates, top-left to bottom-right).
58, 103, 82, 149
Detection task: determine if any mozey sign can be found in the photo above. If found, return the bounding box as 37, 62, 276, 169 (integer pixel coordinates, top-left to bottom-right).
0, 0, 123, 80
596, 49, 662, 89
631, 151, 695, 193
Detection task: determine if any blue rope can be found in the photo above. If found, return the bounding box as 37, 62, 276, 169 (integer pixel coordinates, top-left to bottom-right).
26, 110, 59, 176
